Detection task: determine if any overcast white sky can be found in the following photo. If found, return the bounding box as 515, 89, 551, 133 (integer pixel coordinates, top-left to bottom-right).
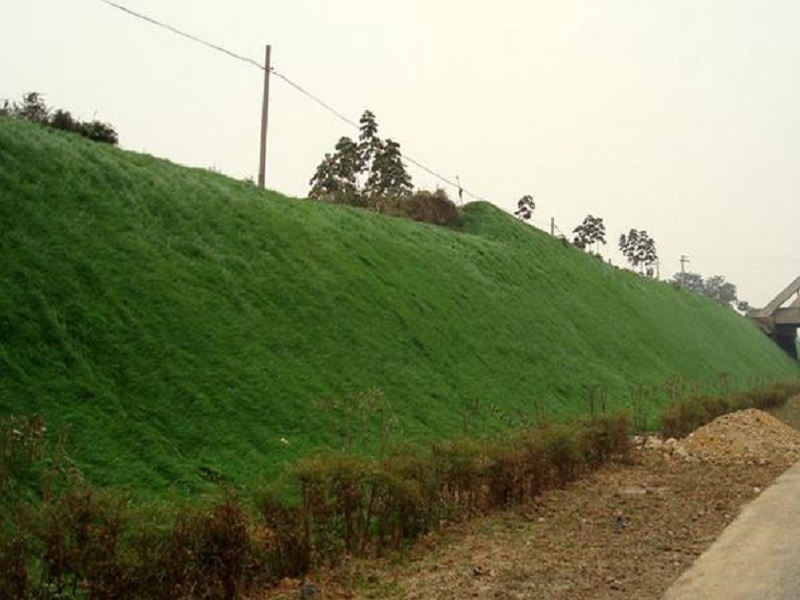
3, 0, 799, 307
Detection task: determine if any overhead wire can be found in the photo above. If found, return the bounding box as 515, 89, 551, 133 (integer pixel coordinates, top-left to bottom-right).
97, 0, 488, 202
98, 0, 263, 70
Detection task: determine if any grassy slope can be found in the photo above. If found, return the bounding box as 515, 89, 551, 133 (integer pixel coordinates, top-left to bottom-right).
1, 118, 797, 493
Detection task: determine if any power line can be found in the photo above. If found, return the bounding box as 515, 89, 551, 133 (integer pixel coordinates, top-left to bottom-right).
97, 0, 488, 202
98, 0, 263, 70
268, 70, 360, 129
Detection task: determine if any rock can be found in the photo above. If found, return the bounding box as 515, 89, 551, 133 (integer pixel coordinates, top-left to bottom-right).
300, 580, 318, 599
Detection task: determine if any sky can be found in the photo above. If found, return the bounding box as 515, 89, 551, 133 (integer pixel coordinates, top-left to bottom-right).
3, 0, 799, 307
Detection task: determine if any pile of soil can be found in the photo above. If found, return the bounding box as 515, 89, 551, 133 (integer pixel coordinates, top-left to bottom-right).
675, 409, 800, 464
259, 407, 800, 600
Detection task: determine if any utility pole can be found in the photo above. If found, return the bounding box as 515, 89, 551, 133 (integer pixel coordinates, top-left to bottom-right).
550, 217, 555, 236
257, 45, 272, 189
680, 254, 690, 277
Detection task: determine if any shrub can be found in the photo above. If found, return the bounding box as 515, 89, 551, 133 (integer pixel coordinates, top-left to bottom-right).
661, 381, 800, 439
30, 486, 128, 600
0, 414, 48, 503
370, 447, 436, 549
376, 189, 462, 227
0, 524, 29, 600
290, 453, 372, 565
256, 488, 309, 578
543, 425, 583, 486
3, 92, 119, 145
579, 413, 632, 467
485, 439, 528, 509
192, 493, 253, 600
431, 438, 485, 517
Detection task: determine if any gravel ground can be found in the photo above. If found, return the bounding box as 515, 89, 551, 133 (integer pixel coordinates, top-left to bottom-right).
261, 405, 800, 600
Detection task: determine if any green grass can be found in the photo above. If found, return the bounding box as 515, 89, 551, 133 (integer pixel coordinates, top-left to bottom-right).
1, 117, 798, 494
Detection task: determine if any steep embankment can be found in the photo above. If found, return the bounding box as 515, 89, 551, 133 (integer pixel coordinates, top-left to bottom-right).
1, 118, 797, 492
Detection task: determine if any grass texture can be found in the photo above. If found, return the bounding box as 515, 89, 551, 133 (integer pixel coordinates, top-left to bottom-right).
1, 117, 797, 493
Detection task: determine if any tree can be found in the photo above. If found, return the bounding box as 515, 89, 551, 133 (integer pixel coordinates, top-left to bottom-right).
670, 272, 740, 307
357, 110, 380, 175
14, 92, 49, 124
309, 137, 361, 203
309, 110, 412, 205
78, 120, 119, 145
670, 271, 705, 294
702, 275, 737, 305
619, 229, 657, 276
50, 108, 78, 132
366, 139, 412, 198
514, 195, 535, 221
573, 215, 606, 253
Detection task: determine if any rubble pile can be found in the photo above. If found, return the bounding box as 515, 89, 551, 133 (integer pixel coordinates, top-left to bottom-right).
671, 409, 800, 464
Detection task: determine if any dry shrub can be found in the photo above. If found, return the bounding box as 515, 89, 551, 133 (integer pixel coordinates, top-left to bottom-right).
291, 453, 372, 566
579, 413, 632, 467
662, 381, 800, 439
371, 449, 436, 550
661, 396, 717, 439
368, 469, 426, 552
743, 384, 796, 411
485, 439, 528, 509
0, 525, 28, 600
33, 486, 127, 600
0, 414, 48, 502
128, 493, 258, 600
518, 430, 552, 498
118, 505, 187, 600
542, 425, 583, 486
192, 493, 253, 600
375, 189, 462, 227
256, 488, 309, 579
431, 438, 485, 517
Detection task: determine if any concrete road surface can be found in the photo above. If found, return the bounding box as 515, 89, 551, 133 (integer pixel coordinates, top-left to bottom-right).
663, 460, 800, 599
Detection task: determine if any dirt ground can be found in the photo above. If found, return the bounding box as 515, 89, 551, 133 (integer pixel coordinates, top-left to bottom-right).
263, 403, 800, 600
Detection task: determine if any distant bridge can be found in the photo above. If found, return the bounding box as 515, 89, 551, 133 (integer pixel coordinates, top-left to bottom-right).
749, 276, 800, 360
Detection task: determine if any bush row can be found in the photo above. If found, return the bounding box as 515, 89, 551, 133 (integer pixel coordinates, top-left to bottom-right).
1, 92, 118, 145
3, 378, 799, 599
660, 381, 800, 439
0, 414, 630, 599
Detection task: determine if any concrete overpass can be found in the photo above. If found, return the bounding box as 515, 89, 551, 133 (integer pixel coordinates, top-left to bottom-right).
749, 276, 800, 360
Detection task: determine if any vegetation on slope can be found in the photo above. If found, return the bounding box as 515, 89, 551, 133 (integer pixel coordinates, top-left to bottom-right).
1, 117, 797, 492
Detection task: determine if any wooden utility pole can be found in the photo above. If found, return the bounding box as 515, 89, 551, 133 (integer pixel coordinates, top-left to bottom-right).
257, 45, 272, 188
550, 217, 555, 236
680, 254, 689, 277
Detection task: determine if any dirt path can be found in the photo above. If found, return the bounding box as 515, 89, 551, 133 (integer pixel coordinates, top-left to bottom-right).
263, 406, 800, 599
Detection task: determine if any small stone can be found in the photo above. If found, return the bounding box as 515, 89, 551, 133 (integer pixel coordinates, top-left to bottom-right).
614, 512, 624, 533
300, 580, 318, 599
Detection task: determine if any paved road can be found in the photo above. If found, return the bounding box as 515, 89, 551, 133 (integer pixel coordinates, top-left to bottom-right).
663, 460, 800, 599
